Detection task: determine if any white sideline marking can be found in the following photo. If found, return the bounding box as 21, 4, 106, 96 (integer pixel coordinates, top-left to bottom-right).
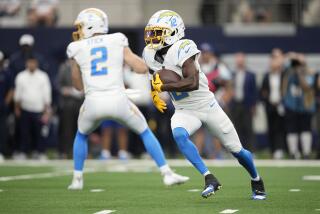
0, 168, 98, 182
93, 210, 116, 214
90, 189, 105, 193
187, 189, 201, 192
220, 209, 239, 213
0, 189, 3, 192
315, 209, 320, 211
302, 175, 320, 181
0, 171, 72, 182
289, 189, 301, 192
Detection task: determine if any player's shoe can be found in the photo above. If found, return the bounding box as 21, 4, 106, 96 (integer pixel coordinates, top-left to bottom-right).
68, 176, 83, 190
163, 172, 190, 186
251, 178, 266, 200
201, 174, 222, 198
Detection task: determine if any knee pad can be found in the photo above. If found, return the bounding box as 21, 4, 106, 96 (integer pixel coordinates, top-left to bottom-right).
172, 127, 189, 148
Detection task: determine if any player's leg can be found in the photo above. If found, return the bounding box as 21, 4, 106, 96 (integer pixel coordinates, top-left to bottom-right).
68, 104, 101, 190
121, 100, 189, 185
115, 123, 129, 160
205, 104, 266, 200
100, 121, 114, 160
171, 110, 221, 198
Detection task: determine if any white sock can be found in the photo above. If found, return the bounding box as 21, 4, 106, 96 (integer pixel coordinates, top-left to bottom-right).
118, 150, 128, 157
203, 171, 211, 177
251, 176, 260, 181
160, 164, 172, 175
101, 149, 111, 158
287, 133, 299, 156
74, 170, 83, 179
301, 132, 312, 156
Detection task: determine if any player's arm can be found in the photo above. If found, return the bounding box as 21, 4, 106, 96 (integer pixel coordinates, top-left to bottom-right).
124, 47, 148, 74
159, 56, 199, 92
70, 59, 84, 91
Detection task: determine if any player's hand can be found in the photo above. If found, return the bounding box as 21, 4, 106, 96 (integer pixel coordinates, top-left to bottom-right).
151, 90, 167, 113
152, 73, 163, 92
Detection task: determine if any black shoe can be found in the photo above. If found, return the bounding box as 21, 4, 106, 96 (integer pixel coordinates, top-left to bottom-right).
201, 174, 222, 198
251, 178, 266, 200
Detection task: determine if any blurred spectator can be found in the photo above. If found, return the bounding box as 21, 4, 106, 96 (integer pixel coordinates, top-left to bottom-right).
27, 0, 59, 27
260, 50, 286, 159
9, 34, 48, 79
100, 121, 129, 160
314, 70, 320, 159
199, 43, 233, 107
14, 57, 51, 160
282, 53, 316, 159
231, 52, 257, 151
57, 60, 83, 158
0, 51, 14, 161
0, 0, 21, 17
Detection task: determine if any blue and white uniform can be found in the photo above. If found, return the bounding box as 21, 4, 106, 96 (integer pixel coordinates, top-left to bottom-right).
67, 33, 148, 135
143, 39, 242, 153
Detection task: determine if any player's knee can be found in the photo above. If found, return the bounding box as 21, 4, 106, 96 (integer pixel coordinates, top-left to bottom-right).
232, 148, 251, 159
172, 127, 189, 148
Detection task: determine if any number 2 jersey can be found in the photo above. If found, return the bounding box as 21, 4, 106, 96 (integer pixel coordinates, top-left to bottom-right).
66, 33, 128, 97
143, 39, 216, 110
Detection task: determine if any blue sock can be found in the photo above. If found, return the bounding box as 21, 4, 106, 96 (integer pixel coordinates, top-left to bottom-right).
139, 128, 166, 167
73, 131, 88, 171
232, 148, 258, 179
172, 127, 208, 175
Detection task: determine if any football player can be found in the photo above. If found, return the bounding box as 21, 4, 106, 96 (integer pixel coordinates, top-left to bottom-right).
67, 8, 189, 190
143, 10, 266, 200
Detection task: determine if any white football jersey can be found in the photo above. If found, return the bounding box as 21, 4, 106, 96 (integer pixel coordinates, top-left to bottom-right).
143, 39, 215, 110
67, 33, 128, 96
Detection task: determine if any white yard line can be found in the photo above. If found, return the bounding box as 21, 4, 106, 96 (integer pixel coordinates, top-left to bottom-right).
220, 209, 239, 213
93, 210, 116, 214
187, 189, 201, 192
302, 175, 320, 181
90, 189, 105, 192
289, 189, 301, 192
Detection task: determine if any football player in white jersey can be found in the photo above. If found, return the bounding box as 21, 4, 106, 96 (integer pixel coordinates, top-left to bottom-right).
66, 8, 189, 190
143, 10, 266, 200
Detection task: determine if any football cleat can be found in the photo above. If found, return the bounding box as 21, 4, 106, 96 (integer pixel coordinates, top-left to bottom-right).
163, 172, 190, 186
68, 176, 83, 190
201, 174, 222, 198
251, 178, 266, 200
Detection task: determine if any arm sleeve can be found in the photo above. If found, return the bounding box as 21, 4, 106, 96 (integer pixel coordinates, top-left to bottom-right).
14, 75, 22, 102
115, 33, 129, 47
43, 74, 52, 106
66, 42, 79, 59
175, 40, 200, 67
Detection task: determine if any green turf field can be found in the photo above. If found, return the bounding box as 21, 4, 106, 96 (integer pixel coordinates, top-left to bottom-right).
0, 161, 319, 214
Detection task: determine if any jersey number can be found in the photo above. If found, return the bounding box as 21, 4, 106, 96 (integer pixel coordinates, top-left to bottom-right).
170, 92, 189, 101
91, 47, 108, 76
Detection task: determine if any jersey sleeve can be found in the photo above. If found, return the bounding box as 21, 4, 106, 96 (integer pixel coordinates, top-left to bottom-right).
142, 47, 160, 73
174, 40, 200, 67
114, 32, 129, 47
66, 42, 80, 59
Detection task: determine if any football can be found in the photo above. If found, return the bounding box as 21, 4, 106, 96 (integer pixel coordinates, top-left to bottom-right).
157, 68, 181, 84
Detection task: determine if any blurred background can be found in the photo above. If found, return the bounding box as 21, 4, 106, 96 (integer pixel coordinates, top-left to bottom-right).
0, 0, 320, 161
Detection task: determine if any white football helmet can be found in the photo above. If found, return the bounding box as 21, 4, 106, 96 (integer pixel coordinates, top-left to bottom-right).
72, 8, 109, 41
144, 10, 185, 50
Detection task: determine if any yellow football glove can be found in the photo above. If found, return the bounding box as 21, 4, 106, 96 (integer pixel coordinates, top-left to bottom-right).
151, 90, 167, 113
152, 73, 163, 92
